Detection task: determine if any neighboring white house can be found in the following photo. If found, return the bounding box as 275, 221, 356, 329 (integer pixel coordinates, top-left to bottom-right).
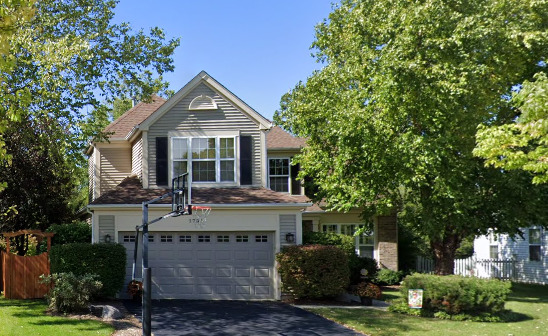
86, 71, 398, 300
474, 226, 547, 284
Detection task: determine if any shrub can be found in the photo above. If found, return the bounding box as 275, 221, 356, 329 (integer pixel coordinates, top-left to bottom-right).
400, 273, 511, 315
374, 268, 404, 285
41, 273, 102, 313
354, 282, 382, 299
276, 244, 350, 299
47, 222, 92, 245
303, 231, 379, 284
50, 243, 126, 297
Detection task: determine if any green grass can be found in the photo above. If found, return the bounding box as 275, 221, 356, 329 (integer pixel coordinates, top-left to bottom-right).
306, 283, 548, 336
0, 297, 114, 336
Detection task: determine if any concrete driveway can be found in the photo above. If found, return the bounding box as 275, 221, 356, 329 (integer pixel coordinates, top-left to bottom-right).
124, 300, 362, 336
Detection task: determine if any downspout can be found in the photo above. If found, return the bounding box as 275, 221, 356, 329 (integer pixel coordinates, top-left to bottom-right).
86, 207, 95, 243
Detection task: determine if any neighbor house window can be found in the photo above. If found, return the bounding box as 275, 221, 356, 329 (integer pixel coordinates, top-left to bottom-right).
321, 223, 374, 258
529, 228, 542, 261
489, 231, 499, 259
172, 137, 235, 183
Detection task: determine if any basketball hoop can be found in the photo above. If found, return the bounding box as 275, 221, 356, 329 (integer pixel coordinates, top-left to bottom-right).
190, 206, 211, 228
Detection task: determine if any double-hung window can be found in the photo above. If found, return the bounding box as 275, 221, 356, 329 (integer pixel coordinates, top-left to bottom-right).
269, 158, 289, 192
172, 137, 235, 183
529, 228, 542, 261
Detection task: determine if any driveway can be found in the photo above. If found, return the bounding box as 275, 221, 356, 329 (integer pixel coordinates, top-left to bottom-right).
124, 300, 362, 336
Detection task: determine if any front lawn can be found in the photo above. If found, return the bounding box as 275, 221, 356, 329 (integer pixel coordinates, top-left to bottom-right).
306, 283, 548, 336
0, 297, 114, 336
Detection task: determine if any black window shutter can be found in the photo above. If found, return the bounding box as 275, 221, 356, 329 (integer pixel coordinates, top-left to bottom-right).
240, 136, 253, 185
156, 137, 168, 186
291, 161, 301, 195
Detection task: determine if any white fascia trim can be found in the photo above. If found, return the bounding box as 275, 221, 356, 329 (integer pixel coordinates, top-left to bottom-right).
88, 203, 312, 210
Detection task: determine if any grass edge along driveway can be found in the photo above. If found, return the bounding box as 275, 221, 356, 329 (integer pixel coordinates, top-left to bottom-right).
305, 282, 548, 336
0, 296, 114, 336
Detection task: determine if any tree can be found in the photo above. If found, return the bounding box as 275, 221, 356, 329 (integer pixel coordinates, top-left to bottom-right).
0, 0, 179, 248
275, 0, 548, 274
0, 117, 76, 255
474, 73, 548, 184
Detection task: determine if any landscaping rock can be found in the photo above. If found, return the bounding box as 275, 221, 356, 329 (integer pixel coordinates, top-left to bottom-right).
89, 304, 123, 320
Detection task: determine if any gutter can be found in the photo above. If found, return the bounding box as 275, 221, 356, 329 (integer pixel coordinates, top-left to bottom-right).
87, 202, 313, 210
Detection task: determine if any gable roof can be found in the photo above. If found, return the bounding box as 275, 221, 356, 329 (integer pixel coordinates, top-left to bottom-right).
139, 71, 272, 131
104, 95, 166, 139
267, 126, 307, 150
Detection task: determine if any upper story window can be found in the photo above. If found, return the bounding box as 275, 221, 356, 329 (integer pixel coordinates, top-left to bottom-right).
529, 228, 542, 261
172, 137, 235, 183
268, 158, 301, 194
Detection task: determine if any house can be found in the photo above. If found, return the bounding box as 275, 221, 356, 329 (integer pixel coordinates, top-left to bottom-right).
474, 227, 547, 284
87, 71, 398, 300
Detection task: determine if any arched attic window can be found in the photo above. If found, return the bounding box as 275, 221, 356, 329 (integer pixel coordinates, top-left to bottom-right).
189, 94, 218, 110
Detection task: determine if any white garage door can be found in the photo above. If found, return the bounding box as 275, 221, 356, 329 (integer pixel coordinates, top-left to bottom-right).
120, 231, 275, 300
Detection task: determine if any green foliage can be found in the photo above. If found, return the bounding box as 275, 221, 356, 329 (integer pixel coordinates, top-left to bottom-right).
0, 0, 179, 213
275, 0, 548, 274
400, 274, 512, 316
47, 222, 91, 246
475, 72, 548, 184
276, 244, 350, 299
50, 243, 126, 298
303, 231, 378, 284
40, 272, 102, 314
374, 268, 404, 286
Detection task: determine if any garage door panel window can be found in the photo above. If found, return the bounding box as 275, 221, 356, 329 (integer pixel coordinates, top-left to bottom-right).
179, 235, 192, 243
148, 235, 154, 242
198, 235, 211, 243
123, 235, 136, 243
161, 235, 173, 243
322, 224, 374, 258
217, 235, 230, 243
236, 235, 249, 242
255, 235, 268, 242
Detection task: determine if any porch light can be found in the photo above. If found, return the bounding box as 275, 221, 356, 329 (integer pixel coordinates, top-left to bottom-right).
104, 234, 112, 243
285, 232, 295, 243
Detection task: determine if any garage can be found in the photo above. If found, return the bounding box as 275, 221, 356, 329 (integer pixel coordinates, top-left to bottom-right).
120, 231, 275, 300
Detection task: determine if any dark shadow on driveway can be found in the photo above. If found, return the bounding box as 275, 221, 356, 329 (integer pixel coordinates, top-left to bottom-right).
124, 300, 362, 336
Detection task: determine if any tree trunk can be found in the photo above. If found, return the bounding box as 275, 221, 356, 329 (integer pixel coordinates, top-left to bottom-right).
431, 233, 461, 275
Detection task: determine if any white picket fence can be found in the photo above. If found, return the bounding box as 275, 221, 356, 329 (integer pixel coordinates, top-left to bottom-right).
416, 256, 516, 280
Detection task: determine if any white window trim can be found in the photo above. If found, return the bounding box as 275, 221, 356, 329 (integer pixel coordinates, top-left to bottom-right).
529, 227, 542, 262
268, 157, 291, 193
171, 136, 237, 185
321, 223, 374, 257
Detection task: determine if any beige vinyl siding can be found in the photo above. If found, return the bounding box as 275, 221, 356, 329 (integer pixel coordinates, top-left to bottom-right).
280, 214, 296, 246
100, 147, 132, 194
148, 83, 262, 187
131, 137, 143, 179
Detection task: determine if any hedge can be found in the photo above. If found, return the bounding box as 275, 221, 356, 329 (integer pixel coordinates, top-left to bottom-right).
276, 244, 350, 299
47, 222, 92, 246
50, 243, 126, 297
400, 273, 512, 315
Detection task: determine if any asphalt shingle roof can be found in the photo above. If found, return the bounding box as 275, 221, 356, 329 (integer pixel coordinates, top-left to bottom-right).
104, 95, 166, 138
266, 126, 306, 150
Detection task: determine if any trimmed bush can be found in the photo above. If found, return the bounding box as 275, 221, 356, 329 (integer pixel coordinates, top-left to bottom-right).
374, 268, 404, 285
276, 244, 350, 299
399, 273, 511, 315
47, 221, 92, 245
303, 231, 378, 284
41, 273, 102, 313
50, 243, 126, 297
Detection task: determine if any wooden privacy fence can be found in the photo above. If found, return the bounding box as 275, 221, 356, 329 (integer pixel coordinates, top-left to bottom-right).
1, 230, 54, 299
416, 256, 516, 280
2, 251, 50, 299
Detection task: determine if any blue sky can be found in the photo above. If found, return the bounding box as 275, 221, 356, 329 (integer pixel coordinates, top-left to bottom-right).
113, 0, 335, 121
